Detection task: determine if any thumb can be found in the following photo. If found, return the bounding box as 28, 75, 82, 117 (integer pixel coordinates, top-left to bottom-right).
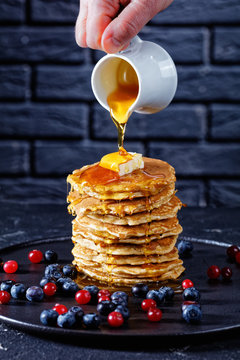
101, 0, 158, 53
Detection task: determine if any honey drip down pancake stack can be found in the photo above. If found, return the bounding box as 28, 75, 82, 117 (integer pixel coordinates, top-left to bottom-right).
67, 157, 185, 286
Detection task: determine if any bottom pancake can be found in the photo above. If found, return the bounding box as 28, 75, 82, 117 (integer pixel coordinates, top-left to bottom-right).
73, 261, 185, 286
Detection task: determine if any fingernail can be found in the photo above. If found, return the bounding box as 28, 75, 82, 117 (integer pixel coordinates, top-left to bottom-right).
103, 36, 124, 54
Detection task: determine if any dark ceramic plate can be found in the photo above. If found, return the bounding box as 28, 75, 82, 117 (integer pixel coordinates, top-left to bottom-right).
0, 236, 239, 340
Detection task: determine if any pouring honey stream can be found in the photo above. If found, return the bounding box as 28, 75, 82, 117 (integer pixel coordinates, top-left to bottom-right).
107, 59, 139, 150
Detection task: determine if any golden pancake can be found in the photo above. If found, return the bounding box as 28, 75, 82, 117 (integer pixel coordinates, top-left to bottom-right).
72, 245, 179, 265
86, 196, 182, 225
72, 235, 178, 256
67, 157, 176, 200
73, 216, 179, 240
68, 183, 175, 217
74, 257, 183, 277
72, 223, 182, 245
73, 262, 185, 285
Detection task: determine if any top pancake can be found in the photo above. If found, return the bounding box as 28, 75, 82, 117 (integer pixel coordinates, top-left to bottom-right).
67, 157, 176, 200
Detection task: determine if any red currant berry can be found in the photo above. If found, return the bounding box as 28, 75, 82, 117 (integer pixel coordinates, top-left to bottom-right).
235, 252, 240, 265
52, 303, 68, 315
141, 299, 157, 312
98, 295, 110, 303
207, 265, 221, 279
75, 290, 91, 305
182, 279, 194, 289
147, 307, 162, 322
0, 291, 11, 304
28, 249, 43, 264
97, 289, 111, 299
221, 266, 232, 280
107, 311, 124, 327
3, 260, 18, 274
43, 282, 57, 296
227, 245, 239, 261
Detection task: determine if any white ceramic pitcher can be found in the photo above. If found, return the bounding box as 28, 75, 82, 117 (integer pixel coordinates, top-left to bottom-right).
91, 36, 177, 115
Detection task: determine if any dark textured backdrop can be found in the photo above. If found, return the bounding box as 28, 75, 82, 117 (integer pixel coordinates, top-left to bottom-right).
0, 0, 240, 207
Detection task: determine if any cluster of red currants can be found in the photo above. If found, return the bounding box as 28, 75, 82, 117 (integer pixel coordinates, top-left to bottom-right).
1, 249, 44, 275
141, 299, 162, 322
207, 244, 240, 281
207, 265, 232, 280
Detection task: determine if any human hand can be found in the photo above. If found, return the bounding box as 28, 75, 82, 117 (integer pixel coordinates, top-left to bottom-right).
75, 0, 174, 53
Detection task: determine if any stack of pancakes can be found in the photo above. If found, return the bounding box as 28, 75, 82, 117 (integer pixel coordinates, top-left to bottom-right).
67, 157, 184, 286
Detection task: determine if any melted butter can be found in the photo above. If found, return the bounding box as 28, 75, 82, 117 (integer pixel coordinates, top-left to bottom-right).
99, 147, 133, 172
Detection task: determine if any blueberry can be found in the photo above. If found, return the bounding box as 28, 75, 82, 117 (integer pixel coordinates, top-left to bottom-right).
39, 277, 56, 288
40, 309, 58, 326
26, 286, 44, 302
131, 283, 149, 298
83, 285, 99, 303
51, 270, 63, 280
97, 300, 116, 316
182, 304, 202, 324
57, 312, 76, 329
44, 250, 58, 264
115, 305, 130, 320
62, 280, 79, 295
112, 296, 128, 307
182, 301, 201, 313
0, 257, 3, 270
0, 280, 16, 292
45, 264, 62, 277
56, 277, 72, 291
69, 306, 84, 323
11, 283, 26, 299
182, 287, 201, 302
111, 291, 128, 302
62, 264, 77, 279
159, 286, 174, 301
83, 313, 101, 329
177, 240, 193, 257
146, 290, 165, 306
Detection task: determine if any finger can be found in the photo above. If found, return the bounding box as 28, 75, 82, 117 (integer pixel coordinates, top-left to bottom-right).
101, 0, 172, 53
101, 1, 151, 53
86, 0, 120, 50
75, 0, 88, 48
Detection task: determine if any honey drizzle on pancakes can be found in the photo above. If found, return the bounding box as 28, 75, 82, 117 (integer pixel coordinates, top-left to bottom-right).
75, 159, 168, 188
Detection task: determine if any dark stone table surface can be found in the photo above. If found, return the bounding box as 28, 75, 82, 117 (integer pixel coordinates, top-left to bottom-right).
0, 202, 240, 360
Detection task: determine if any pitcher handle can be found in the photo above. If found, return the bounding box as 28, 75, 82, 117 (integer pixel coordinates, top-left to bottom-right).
119, 35, 142, 54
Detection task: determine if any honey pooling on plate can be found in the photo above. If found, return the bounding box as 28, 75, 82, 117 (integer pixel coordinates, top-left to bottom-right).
107, 59, 139, 149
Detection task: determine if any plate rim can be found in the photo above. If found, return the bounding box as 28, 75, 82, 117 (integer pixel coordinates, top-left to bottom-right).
0, 235, 238, 339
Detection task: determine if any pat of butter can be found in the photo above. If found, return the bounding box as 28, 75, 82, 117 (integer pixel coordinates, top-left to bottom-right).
99, 151, 144, 176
